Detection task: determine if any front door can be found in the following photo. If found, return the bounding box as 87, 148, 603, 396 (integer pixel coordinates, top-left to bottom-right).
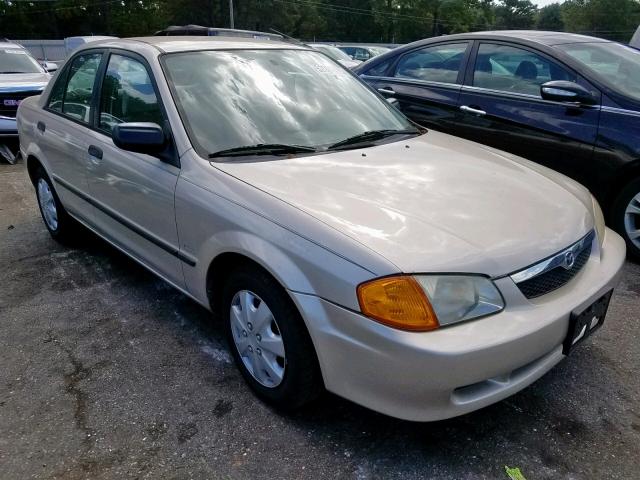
455, 41, 600, 186
85, 51, 185, 288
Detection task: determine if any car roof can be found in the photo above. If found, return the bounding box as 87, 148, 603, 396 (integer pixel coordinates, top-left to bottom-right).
421, 30, 612, 46
74, 36, 306, 54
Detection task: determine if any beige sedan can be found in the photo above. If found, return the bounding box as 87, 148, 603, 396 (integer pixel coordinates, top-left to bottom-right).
17, 36, 625, 421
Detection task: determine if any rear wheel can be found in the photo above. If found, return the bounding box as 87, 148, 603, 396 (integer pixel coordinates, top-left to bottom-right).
221, 264, 323, 410
612, 178, 640, 260
34, 166, 79, 244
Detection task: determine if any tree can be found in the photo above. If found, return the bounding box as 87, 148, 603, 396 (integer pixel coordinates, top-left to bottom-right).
537, 3, 564, 31
562, 0, 640, 42
494, 0, 537, 29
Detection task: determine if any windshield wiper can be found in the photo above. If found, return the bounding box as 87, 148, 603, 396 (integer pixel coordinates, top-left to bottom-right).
208, 143, 316, 159
327, 128, 419, 150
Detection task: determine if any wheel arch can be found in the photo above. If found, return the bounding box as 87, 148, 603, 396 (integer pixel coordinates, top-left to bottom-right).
607, 158, 640, 217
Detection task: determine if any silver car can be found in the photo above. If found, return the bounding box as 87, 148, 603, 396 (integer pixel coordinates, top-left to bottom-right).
17, 37, 626, 421
0, 41, 52, 163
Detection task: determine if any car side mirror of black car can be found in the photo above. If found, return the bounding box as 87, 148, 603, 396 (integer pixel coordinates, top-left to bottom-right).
112, 122, 166, 155
540, 81, 597, 105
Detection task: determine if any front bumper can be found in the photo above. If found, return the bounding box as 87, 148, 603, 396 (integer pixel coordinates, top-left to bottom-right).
292, 228, 626, 422
0, 115, 18, 136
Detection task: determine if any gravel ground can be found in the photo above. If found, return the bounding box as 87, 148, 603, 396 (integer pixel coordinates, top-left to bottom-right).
1, 162, 639, 480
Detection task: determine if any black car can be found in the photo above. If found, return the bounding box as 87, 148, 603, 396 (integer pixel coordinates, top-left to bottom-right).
355, 31, 640, 259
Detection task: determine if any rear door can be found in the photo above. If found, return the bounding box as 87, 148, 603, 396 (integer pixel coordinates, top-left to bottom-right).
84, 51, 185, 288
365, 42, 471, 134
40, 51, 104, 223
455, 41, 600, 185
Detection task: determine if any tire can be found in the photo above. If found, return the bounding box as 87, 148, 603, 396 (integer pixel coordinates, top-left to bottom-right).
612, 177, 640, 261
33, 166, 80, 244
221, 264, 323, 410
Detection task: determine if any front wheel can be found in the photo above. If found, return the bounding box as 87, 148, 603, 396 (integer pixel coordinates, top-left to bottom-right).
612, 178, 640, 260
222, 265, 323, 410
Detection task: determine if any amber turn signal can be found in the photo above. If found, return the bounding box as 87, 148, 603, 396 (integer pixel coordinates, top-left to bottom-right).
357, 275, 440, 331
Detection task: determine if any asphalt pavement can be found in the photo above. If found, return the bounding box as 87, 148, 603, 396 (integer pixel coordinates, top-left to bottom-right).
1, 162, 639, 479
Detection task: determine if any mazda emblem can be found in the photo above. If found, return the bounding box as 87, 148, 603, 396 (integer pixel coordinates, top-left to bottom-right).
564, 251, 576, 269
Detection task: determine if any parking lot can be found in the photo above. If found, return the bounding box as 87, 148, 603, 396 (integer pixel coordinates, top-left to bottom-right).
1, 161, 639, 479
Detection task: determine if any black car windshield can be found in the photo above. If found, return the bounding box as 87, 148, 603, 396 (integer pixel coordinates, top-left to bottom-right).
557, 42, 640, 102
0, 48, 44, 74
162, 48, 414, 158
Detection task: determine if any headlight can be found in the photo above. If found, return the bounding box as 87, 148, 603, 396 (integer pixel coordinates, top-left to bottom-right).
357, 274, 504, 331
592, 196, 606, 247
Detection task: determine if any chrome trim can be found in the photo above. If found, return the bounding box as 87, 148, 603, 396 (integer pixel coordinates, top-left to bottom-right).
360, 75, 462, 90
600, 106, 640, 118
0, 85, 45, 94
460, 85, 601, 108
510, 230, 595, 284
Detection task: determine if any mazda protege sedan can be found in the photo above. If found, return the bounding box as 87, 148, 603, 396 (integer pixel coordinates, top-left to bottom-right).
17, 37, 626, 421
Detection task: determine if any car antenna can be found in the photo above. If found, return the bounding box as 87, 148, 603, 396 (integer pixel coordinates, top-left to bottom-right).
269, 28, 308, 47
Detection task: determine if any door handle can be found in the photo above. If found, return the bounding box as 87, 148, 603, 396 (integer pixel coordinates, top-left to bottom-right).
37, 121, 46, 132
88, 145, 103, 160
378, 88, 396, 95
460, 105, 487, 116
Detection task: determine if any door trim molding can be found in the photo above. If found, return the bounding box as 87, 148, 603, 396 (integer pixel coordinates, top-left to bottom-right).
52, 174, 197, 267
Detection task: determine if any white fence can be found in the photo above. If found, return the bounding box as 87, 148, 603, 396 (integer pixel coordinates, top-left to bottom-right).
15, 40, 66, 62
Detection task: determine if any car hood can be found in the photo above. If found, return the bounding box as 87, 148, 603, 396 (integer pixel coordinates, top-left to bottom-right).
0, 72, 50, 92
213, 131, 594, 277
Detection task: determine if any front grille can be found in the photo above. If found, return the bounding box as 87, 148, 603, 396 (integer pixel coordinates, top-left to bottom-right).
511, 230, 594, 299
0, 91, 41, 118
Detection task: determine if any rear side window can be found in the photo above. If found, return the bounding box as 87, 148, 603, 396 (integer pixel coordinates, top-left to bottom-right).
473, 43, 576, 97
98, 54, 163, 133
394, 43, 468, 84
62, 53, 102, 123
364, 59, 392, 77
47, 69, 67, 112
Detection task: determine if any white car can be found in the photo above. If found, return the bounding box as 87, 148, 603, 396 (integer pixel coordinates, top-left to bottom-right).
308, 43, 361, 68
17, 37, 625, 421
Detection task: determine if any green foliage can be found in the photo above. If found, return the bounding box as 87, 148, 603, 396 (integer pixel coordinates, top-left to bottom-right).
0, 0, 638, 44
561, 0, 640, 42
494, 0, 537, 29
537, 3, 564, 31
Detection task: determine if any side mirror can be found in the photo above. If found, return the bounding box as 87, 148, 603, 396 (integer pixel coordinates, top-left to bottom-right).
112, 122, 166, 155
540, 81, 597, 105
43, 62, 58, 73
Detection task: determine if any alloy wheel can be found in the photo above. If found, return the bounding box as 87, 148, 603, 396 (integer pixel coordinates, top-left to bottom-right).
624, 192, 640, 250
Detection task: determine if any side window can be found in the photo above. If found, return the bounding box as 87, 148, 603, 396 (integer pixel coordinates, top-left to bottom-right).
62, 53, 102, 123
98, 54, 163, 133
364, 59, 392, 77
473, 43, 576, 97
393, 43, 468, 84
47, 69, 67, 112
340, 47, 355, 59
354, 48, 371, 61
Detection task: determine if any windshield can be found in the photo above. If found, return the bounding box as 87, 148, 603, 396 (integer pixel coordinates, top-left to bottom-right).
311, 45, 353, 62
162, 49, 413, 158
0, 48, 44, 74
557, 42, 640, 102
